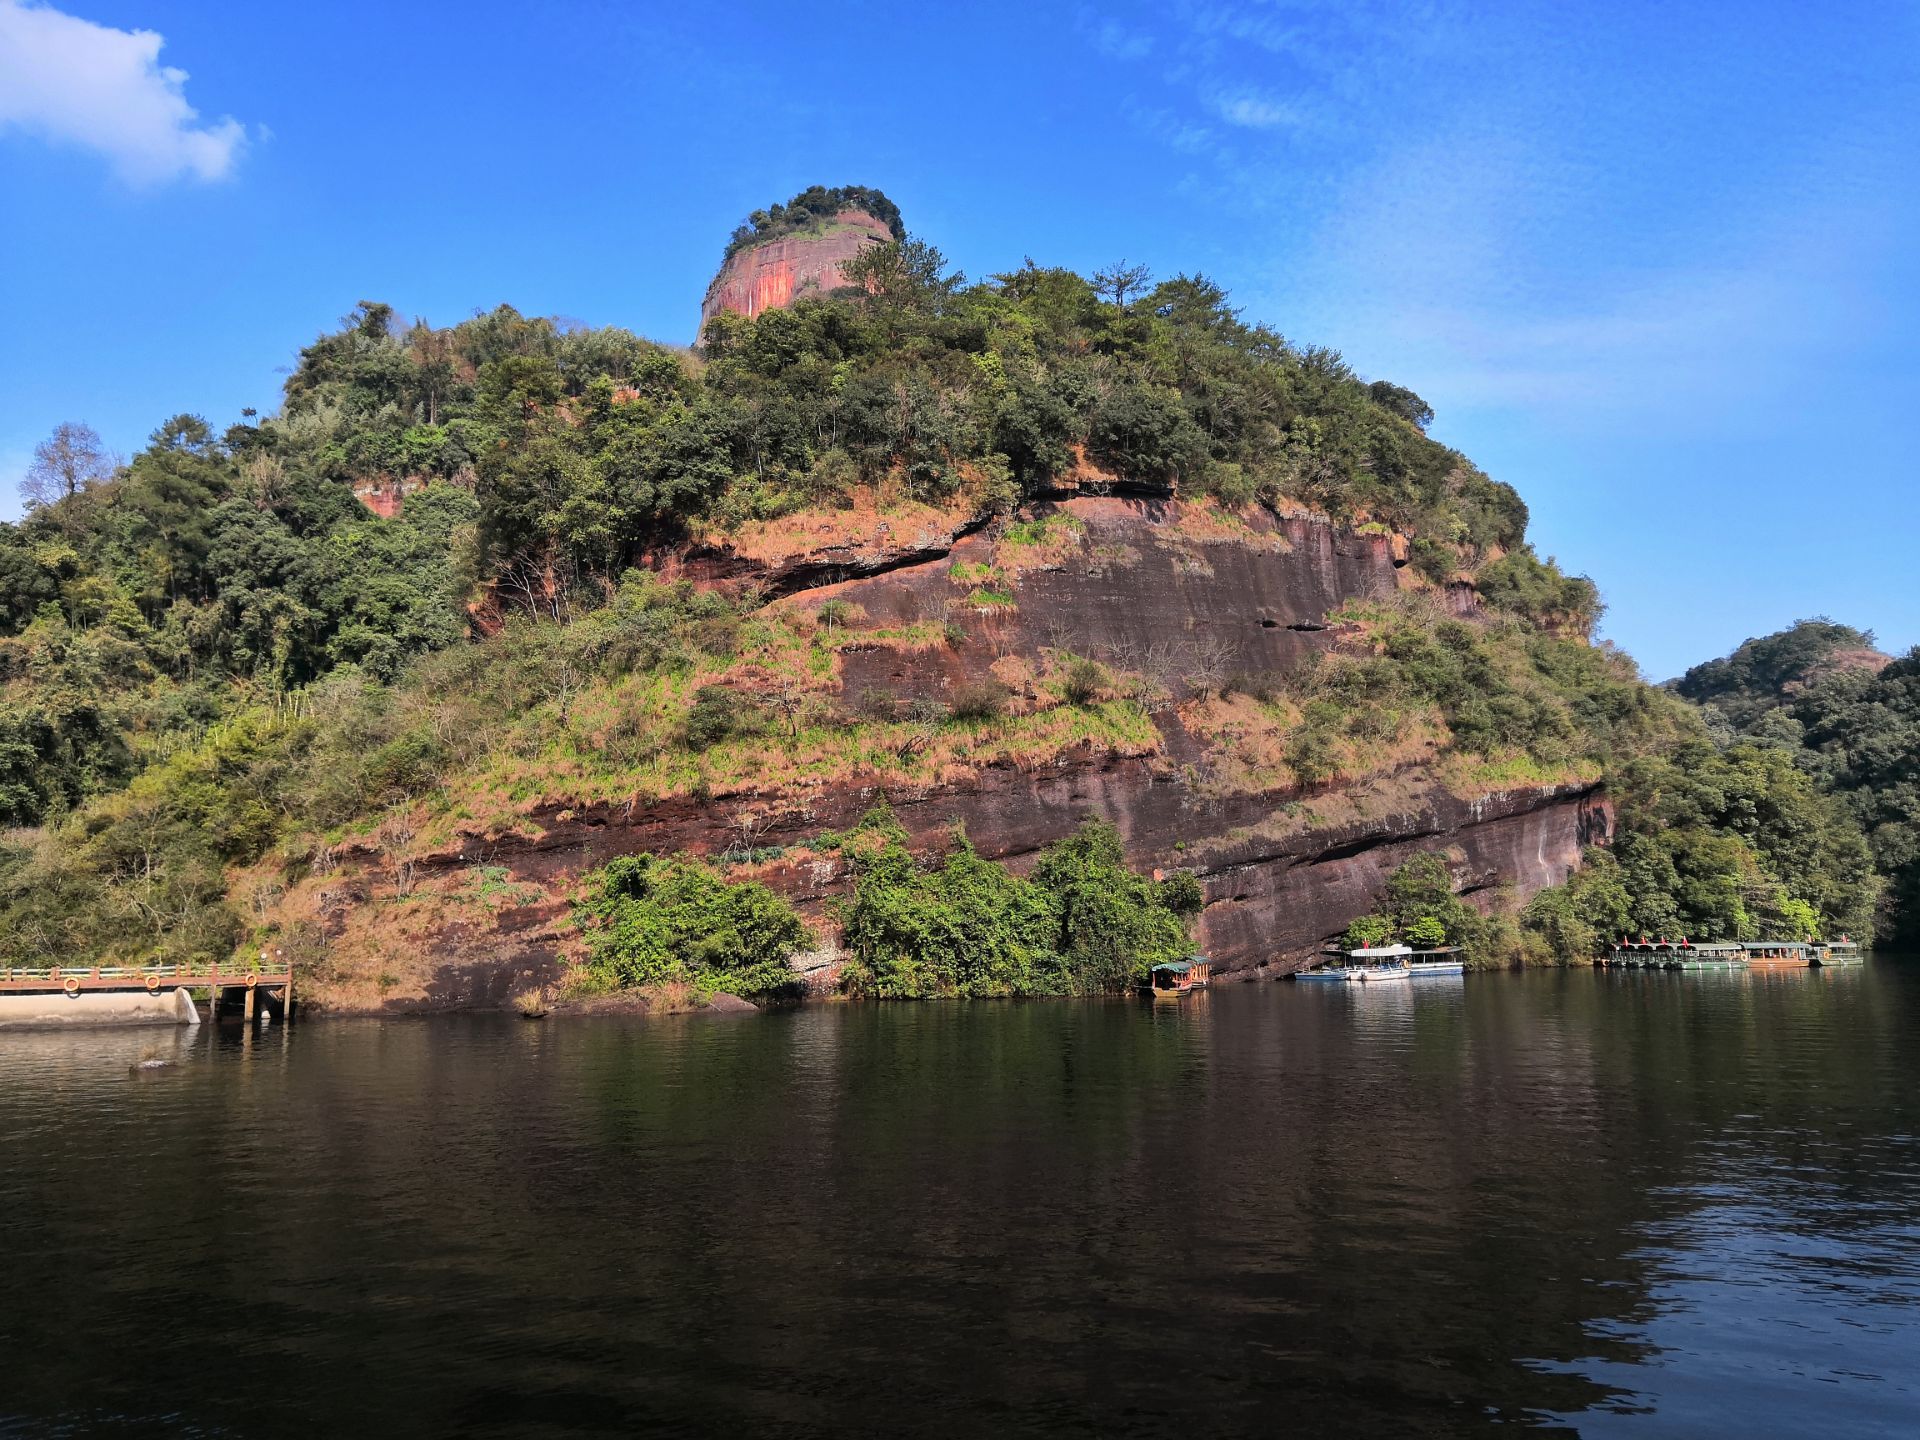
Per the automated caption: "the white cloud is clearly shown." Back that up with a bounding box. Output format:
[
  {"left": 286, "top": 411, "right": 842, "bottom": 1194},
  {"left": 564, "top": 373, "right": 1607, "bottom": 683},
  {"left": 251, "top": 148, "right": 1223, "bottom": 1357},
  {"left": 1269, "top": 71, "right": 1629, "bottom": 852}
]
[{"left": 0, "top": 1, "right": 247, "bottom": 183}]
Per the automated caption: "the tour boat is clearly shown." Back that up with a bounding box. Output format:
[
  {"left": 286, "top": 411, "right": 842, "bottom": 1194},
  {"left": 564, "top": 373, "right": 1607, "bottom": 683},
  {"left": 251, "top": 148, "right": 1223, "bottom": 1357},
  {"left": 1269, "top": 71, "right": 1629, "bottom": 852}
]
[
  {"left": 1142, "top": 957, "right": 1212, "bottom": 999},
  {"left": 1673, "top": 942, "right": 1748, "bottom": 971},
  {"left": 1405, "top": 946, "right": 1466, "bottom": 977},
  {"left": 1291, "top": 963, "right": 1354, "bottom": 982},
  {"left": 1742, "top": 941, "right": 1815, "bottom": 969},
  {"left": 1605, "top": 937, "right": 1854, "bottom": 971},
  {"left": 1604, "top": 938, "right": 1746, "bottom": 970},
  {"left": 1346, "top": 944, "right": 1413, "bottom": 981}
]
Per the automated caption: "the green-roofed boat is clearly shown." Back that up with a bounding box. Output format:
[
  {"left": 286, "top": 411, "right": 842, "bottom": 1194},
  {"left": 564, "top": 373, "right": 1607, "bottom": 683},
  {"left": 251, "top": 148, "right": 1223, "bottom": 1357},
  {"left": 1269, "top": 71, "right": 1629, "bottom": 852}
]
[
  {"left": 1813, "top": 939, "right": 1864, "bottom": 966},
  {"left": 1601, "top": 937, "right": 1866, "bottom": 971},
  {"left": 1142, "top": 958, "right": 1212, "bottom": 999}
]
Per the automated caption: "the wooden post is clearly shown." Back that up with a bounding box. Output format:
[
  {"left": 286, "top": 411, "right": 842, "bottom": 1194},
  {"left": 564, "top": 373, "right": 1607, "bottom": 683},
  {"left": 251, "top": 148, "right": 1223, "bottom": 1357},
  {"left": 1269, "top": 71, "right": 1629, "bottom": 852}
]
[{"left": 244, "top": 983, "right": 256, "bottom": 1023}]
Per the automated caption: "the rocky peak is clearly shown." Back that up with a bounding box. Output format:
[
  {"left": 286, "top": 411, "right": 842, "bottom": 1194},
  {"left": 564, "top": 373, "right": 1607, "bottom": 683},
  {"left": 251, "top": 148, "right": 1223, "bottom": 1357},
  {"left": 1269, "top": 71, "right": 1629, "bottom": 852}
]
[{"left": 699, "top": 206, "right": 894, "bottom": 331}]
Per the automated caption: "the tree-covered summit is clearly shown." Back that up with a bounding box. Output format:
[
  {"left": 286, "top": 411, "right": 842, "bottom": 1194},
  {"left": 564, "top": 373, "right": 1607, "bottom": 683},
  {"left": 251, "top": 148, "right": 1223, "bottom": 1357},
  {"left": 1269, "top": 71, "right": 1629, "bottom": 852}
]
[
  {"left": 1671, "top": 618, "right": 1887, "bottom": 728},
  {"left": 1664, "top": 618, "right": 1917, "bottom": 943},
  {"left": 723, "top": 184, "right": 906, "bottom": 259}
]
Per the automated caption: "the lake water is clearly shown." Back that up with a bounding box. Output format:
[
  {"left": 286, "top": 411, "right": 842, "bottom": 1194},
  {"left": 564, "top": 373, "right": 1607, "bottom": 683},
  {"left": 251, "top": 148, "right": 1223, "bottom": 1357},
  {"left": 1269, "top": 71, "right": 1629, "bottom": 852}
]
[{"left": 3, "top": 964, "right": 1918, "bottom": 1437}]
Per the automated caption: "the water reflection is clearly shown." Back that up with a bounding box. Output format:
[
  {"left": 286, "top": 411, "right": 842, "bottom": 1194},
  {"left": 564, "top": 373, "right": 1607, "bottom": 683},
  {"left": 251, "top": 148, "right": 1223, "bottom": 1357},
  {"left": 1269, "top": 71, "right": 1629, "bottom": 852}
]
[{"left": 0, "top": 964, "right": 1915, "bottom": 1436}]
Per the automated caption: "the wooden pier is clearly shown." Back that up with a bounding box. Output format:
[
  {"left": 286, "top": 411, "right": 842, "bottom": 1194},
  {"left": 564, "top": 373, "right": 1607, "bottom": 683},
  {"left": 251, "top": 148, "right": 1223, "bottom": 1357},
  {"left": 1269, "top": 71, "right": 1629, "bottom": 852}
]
[{"left": 0, "top": 961, "right": 294, "bottom": 1021}]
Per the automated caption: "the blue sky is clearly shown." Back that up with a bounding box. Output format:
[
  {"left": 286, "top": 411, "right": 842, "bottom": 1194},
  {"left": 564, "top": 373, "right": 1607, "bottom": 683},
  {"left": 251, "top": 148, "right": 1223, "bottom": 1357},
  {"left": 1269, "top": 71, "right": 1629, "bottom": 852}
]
[{"left": 2, "top": 0, "right": 1916, "bottom": 679}]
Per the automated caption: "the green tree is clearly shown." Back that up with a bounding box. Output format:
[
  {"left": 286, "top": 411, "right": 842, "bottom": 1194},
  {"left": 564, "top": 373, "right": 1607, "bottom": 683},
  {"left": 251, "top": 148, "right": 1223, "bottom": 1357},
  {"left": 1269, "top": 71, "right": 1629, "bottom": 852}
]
[
  {"left": 1343, "top": 913, "right": 1393, "bottom": 948},
  {"left": 580, "top": 853, "right": 811, "bottom": 996}
]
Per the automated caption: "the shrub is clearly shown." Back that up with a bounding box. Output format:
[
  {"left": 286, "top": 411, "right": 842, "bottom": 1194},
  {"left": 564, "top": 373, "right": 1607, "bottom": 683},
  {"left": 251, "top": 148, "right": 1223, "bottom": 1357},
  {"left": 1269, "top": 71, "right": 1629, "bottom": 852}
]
[
  {"left": 1286, "top": 703, "right": 1343, "bottom": 783},
  {"left": 837, "top": 820, "right": 1194, "bottom": 997},
  {"left": 1061, "top": 657, "right": 1105, "bottom": 706},
  {"left": 578, "top": 853, "right": 811, "bottom": 996},
  {"left": 903, "top": 695, "right": 946, "bottom": 725},
  {"left": 1477, "top": 549, "right": 1601, "bottom": 636},
  {"left": 1225, "top": 670, "right": 1286, "bottom": 704},
  {"left": 684, "top": 684, "right": 745, "bottom": 749},
  {"left": 688, "top": 614, "right": 742, "bottom": 658},
  {"left": 948, "top": 680, "right": 1008, "bottom": 722},
  {"left": 1031, "top": 822, "right": 1197, "bottom": 993}
]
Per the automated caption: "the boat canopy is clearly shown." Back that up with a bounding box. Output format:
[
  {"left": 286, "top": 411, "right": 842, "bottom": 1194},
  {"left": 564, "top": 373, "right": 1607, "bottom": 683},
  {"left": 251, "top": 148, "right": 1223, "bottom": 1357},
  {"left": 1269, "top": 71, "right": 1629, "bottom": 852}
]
[
  {"left": 1610, "top": 939, "right": 1745, "bottom": 952},
  {"left": 1349, "top": 944, "right": 1413, "bottom": 958},
  {"left": 1150, "top": 960, "right": 1194, "bottom": 974}
]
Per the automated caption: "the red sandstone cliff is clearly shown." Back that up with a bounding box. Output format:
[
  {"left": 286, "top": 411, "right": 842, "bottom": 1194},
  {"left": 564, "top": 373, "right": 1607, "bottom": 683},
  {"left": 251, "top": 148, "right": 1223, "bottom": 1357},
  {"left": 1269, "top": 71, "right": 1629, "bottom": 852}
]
[
  {"left": 277, "top": 496, "right": 1611, "bottom": 1012},
  {"left": 699, "top": 209, "right": 894, "bottom": 329}
]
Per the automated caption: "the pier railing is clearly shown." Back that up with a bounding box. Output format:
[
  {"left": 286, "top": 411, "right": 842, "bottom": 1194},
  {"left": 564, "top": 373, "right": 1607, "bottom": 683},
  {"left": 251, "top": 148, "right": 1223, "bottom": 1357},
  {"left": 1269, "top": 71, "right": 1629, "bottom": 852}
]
[{"left": 0, "top": 962, "right": 294, "bottom": 995}]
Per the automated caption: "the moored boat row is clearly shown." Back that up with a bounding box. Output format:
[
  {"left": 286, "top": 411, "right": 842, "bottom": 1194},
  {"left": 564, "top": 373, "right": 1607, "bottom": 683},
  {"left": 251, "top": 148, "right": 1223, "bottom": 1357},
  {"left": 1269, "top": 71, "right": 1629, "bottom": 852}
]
[{"left": 1599, "top": 938, "right": 1863, "bottom": 970}]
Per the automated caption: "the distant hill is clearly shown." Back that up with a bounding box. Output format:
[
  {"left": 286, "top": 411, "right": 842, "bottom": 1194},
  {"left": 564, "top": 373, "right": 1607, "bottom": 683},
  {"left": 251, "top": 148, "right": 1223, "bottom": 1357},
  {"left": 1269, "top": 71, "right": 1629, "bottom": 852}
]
[
  {"left": 1674, "top": 619, "right": 1917, "bottom": 942},
  {"left": 1670, "top": 618, "right": 1890, "bottom": 728}
]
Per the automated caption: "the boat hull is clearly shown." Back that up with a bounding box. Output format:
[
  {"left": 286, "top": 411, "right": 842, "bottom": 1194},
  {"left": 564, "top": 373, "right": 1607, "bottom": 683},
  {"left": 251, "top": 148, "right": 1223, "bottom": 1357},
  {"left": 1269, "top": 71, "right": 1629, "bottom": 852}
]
[
  {"left": 1353, "top": 965, "right": 1411, "bottom": 982},
  {"left": 1145, "top": 982, "right": 1209, "bottom": 999}
]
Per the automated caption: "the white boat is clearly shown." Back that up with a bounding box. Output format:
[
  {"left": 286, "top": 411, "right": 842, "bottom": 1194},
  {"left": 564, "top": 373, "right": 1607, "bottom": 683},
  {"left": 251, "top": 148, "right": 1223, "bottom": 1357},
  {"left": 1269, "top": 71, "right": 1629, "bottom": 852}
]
[
  {"left": 1353, "top": 962, "right": 1411, "bottom": 981},
  {"left": 1346, "top": 944, "right": 1412, "bottom": 981},
  {"left": 1292, "top": 964, "right": 1355, "bottom": 983},
  {"left": 1405, "top": 946, "right": 1465, "bottom": 977}
]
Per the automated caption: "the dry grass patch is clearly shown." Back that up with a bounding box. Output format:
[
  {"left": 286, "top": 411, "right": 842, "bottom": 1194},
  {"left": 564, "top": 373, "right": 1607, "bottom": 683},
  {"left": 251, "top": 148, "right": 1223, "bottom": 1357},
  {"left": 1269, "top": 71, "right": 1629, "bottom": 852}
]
[
  {"left": 1168, "top": 498, "right": 1294, "bottom": 552},
  {"left": 700, "top": 488, "right": 976, "bottom": 568},
  {"left": 1178, "top": 690, "right": 1445, "bottom": 797}
]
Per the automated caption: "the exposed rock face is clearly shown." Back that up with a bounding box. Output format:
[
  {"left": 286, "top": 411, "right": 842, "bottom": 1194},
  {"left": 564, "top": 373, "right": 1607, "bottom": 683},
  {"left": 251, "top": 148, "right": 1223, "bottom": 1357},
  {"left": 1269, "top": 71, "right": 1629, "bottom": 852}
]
[
  {"left": 295, "top": 494, "right": 1612, "bottom": 1011},
  {"left": 415, "top": 759, "right": 1605, "bottom": 992},
  {"left": 699, "top": 210, "right": 894, "bottom": 329},
  {"left": 352, "top": 474, "right": 425, "bottom": 518}
]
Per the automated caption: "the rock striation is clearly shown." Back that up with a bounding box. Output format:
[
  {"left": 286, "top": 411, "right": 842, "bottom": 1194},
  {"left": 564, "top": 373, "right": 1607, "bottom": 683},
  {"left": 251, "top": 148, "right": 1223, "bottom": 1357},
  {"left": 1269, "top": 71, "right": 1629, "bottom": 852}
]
[
  {"left": 698, "top": 209, "right": 894, "bottom": 330},
  {"left": 292, "top": 495, "right": 1610, "bottom": 1010}
]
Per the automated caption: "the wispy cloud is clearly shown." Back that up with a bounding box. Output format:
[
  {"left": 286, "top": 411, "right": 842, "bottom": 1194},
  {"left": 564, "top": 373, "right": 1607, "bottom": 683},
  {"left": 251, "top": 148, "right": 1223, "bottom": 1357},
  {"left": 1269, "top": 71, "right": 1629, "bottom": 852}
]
[
  {"left": 0, "top": 1, "right": 248, "bottom": 184},
  {"left": 1124, "top": 102, "right": 1220, "bottom": 158},
  {"left": 1213, "top": 91, "right": 1308, "bottom": 129},
  {"left": 1085, "top": 12, "right": 1155, "bottom": 61},
  {"left": 1086, "top": 3, "right": 1915, "bottom": 431}
]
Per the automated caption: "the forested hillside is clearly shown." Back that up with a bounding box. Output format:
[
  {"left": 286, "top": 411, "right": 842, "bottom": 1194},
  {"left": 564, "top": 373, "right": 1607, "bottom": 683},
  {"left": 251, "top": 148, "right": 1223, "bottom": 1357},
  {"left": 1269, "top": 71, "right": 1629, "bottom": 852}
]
[
  {"left": 0, "top": 203, "right": 1888, "bottom": 997},
  {"left": 1663, "top": 620, "right": 1918, "bottom": 943}
]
